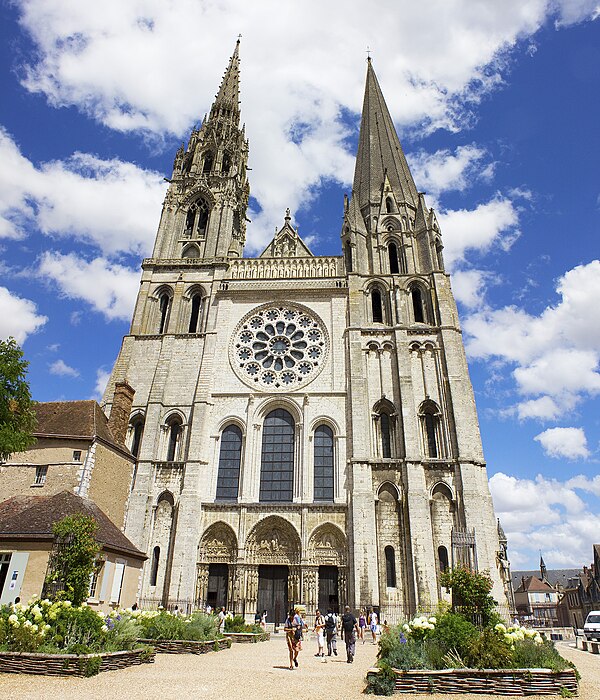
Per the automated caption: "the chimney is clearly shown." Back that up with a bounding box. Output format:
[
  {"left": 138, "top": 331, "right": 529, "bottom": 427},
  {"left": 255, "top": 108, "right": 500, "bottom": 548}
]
[{"left": 107, "top": 381, "right": 135, "bottom": 446}]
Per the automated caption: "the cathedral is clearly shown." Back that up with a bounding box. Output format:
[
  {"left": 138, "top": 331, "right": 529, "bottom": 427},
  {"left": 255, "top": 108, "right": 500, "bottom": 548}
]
[{"left": 103, "top": 41, "right": 507, "bottom": 622}]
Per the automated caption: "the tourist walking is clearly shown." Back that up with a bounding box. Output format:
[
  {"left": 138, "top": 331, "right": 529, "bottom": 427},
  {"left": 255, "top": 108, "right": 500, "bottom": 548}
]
[
  {"left": 340, "top": 606, "right": 359, "bottom": 663},
  {"left": 358, "top": 610, "right": 366, "bottom": 643},
  {"left": 218, "top": 606, "right": 226, "bottom": 633},
  {"left": 284, "top": 607, "right": 306, "bottom": 669},
  {"left": 368, "top": 608, "right": 378, "bottom": 644},
  {"left": 260, "top": 609, "right": 267, "bottom": 631},
  {"left": 324, "top": 608, "right": 338, "bottom": 656},
  {"left": 314, "top": 609, "right": 325, "bottom": 657}
]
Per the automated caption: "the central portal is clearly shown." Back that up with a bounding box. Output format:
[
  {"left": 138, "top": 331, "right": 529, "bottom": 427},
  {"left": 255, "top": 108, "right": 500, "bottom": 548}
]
[{"left": 257, "top": 565, "right": 288, "bottom": 624}]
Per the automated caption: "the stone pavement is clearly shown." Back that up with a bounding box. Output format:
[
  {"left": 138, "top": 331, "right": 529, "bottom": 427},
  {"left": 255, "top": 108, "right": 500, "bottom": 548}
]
[{"left": 1, "top": 637, "right": 599, "bottom": 699}]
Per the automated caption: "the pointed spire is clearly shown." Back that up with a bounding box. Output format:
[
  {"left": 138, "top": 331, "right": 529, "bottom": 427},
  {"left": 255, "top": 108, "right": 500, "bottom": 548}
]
[
  {"left": 540, "top": 553, "right": 548, "bottom": 581},
  {"left": 352, "top": 58, "right": 419, "bottom": 212},
  {"left": 210, "top": 38, "right": 241, "bottom": 122}
]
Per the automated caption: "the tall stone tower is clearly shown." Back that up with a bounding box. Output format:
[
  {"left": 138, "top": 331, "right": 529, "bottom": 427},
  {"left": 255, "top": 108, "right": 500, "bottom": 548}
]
[{"left": 103, "top": 45, "right": 506, "bottom": 620}]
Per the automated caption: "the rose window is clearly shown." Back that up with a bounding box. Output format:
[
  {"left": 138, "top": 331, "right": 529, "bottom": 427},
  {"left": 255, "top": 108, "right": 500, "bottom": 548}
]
[{"left": 230, "top": 305, "right": 329, "bottom": 390}]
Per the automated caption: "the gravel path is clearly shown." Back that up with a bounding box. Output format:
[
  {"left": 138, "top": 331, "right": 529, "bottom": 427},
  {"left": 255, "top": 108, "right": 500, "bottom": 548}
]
[{"left": 0, "top": 637, "right": 598, "bottom": 699}]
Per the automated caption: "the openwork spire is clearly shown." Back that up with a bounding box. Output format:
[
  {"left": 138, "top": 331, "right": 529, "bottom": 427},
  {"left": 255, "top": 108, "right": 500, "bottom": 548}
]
[
  {"left": 210, "top": 39, "right": 241, "bottom": 122},
  {"left": 352, "top": 58, "right": 418, "bottom": 211}
]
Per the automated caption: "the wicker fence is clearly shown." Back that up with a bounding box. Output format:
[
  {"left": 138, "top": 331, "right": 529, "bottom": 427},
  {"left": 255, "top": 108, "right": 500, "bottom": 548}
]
[
  {"left": 223, "top": 632, "right": 270, "bottom": 643},
  {"left": 367, "top": 667, "right": 578, "bottom": 695},
  {"left": 0, "top": 648, "right": 155, "bottom": 677},
  {"left": 137, "top": 638, "right": 230, "bottom": 654}
]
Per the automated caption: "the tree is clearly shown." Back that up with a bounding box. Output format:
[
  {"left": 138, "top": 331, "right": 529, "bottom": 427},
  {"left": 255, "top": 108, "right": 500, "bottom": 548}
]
[
  {"left": 440, "top": 565, "right": 498, "bottom": 627},
  {"left": 45, "top": 514, "right": 101, "bottom": 606},
  {"left": 0, "top": 337, "right": 37, "bottom": 461}
]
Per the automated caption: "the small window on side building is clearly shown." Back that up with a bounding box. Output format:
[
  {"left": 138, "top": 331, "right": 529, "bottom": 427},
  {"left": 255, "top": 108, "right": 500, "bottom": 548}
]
[
  {"left": 33, "top": 466, "right": 47, "bottom": 486},
  {"left": 73, "top": 450, "right": 82, "bottom": 462}
]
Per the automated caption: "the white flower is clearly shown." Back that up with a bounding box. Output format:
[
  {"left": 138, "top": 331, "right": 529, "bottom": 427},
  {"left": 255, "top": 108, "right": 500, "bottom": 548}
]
[
  {"left": 23, "top": 620, "right": 32, "bottom": 628},
  {"left": 31, "top": 624, "right": 38, "bottom": 632},
  {"left": 8, "top": 614, "right": 18, "bottom": 625},
  {"left": 101, "top": 625, "right": 109, "bottom": 633},
  {"left": 428, "top": 617, "right": 437, "bottom": 624},
  {"left": 63, "top": 601, "right": 72, "bottom": 607}
]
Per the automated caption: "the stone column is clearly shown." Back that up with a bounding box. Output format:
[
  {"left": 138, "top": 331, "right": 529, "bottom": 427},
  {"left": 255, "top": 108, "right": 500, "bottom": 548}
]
[
  {"left": 245, "top": 565, "right": 259, "bottom": 619},
  {"left": 303, "top": 566, "right": 318, "bottom": 616},
  {"left": 289, "top": 566, "right": 301, "bottom": 606},
  {"left": 338, "top": 568, "right": 348, "bottom": 610},
  {"left": 196, "top": 564, "right": 209, "bottom": 608}
]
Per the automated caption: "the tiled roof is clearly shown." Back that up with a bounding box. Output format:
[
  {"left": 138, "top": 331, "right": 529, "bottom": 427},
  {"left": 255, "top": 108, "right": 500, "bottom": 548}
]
[
  {"left": 0, "top": 491, "right": 145, "bottom": 559},
  {"left": 512, "top": 569, "right": 581, "bottom": 590},
  {"left": 33, "top": 400, "right": 122, "bottom": 451},
  {"left": 514, "top": 575, "right": 556, "bottom": 593}
]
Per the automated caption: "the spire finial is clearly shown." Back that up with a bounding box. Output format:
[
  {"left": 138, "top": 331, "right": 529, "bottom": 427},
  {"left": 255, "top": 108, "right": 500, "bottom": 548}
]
[
  {"left": 366, "top": 45, "right": 371, "bottom": 61},
  {"left": 285, "top": 207, "right": 291, "bottom": 222}
]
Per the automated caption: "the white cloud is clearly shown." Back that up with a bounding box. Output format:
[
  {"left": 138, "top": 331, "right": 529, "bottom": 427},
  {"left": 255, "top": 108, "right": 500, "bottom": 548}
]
[
  {"left": 38, "top": 251, "right": 139, "bottom": 321},
  {"left": 0, "top": 286, "right": 47, "bottom": 344},
  {"left": 49, "top": 358, "right": 80, "bottom": 378},
  {"left": 450, "top": 269, "right": 489, "bottom": 309},
  {"left": 464, "top": 260, "right": 600, "bottom": 418},
  {"left": 534, "top": 427, "right": 590, "bottom": 460},
  {"left": 93, "top": 367, "right": 111, "bottom": 401},
  {"left": 0, "top": 128, "right": 165, "bottom": 256},
  {"left": 11, "top": 0, "right": 597, "bottom": 249},
  {"left": 490, "top": 471, "right": 600, "bottom": 568},
  {"left": 409, "top": 145, "right": 491, "bottom": 203},
  {"left": 439, "top": 196, "right": 521, "bottom": 270}
]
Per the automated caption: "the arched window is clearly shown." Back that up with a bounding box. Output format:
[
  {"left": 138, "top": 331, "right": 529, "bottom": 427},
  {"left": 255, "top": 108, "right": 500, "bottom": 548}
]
[
  {"left": 150, "top": 546, "right": 160, "bottom": 586},
  {"left": 202, "top": 151, "right": 214, "bottom": 174},
  {"left": 130, "top": 416, "right": 145, "bottom": 458},
  {"left": 158, "top": 292, "right": 171, "bottom": 334},
  {"left": 216, "top": 425, "right": 242, "bottom": 500},
  {"left": 371, "top": 289, "right": 383, "bottom": 323},
  {"left": 166, "top": 416, "right": 182, "bottom": 461},
  {"left": 438, "top": 545, "right": 449, "bottom": 573},
  {"left": 188, "top": 293, "right": 203, "bottom": 333},
  {"left": 385, "top": 197, "right": 393, "bottom": 214},
  {"left": 344, "top": 241, "right": 353, "bottom": 273},
  {"left": 259, "top": 409, "right": 294, "bottom": 502},
  {"left": 222, "top": 152, "right": 231, "bottom": 174},
  {"left": 185, "top": 199, "right": 210, "bottom": 238},
  {"left": 411, "top": 287, "right": 425, "bottom": 323},
  {"left": 420, "top": 402, "right": 442, "bottom": 459},
  {"left": 314, "top": 424, "right": 334, "bottom": 501},
  {"left": 182, "top": 243, "right": 200, "bottom": 258},
  {"left": 435, "top": 240, "right": 444, "bottom": 270},
  {"left": 388, "top": 242, "right": 400, "bottom": 274},
  {"left": 380, "top": 413, "right": 391, "bottom": 458},
  {"left": 385, "top": 546, "right": 397, "bottom": 587}
]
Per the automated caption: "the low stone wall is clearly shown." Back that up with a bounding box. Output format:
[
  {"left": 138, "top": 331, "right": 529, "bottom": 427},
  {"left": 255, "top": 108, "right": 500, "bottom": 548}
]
[
  {"left": 367, "top": 667, "right": 578, "bottom": 695},
  {"left": 0, "top": 648, "right": 155, "bottom": 677},
  {"left": 224, "top": 632, "right": 270, "bottom": 643},
  {"left": 138, "top": 638, "right": 230, "bottom": 654}
]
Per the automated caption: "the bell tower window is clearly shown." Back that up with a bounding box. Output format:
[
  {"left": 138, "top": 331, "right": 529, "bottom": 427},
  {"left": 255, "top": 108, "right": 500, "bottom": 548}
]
[
  {"left": 185, "top": 199, "right": 209, "bottom": 238},
  {"left": 371, "top": 289, "right": 383, "bottom": 323},
  {"left": 158, "top": 292, "right": 171, "bottom": 334},
  {"left": 344, "top": 241, "right": 353, "bottom": 272},
  {"left": 166, "top": 416, "right": 182, "bottom": 461},
  {"left": 411, "top": 287, "right": 425, "bottom": 323},
  {"left": 380, "top": 413, "right": 391, "bottom": 458},
  {"left": 222, "top": 152, "right": 231, "bottom": 174},
  {"left": 188, "top": 293, "right": 203, "bottom": 333},
  {"left": 385, "top": 197, "right": 393, "bottom": 214},
  {"left": 202, "top": 151, "right": 214, "bottom": 174},
  {"left": 388, "top": 242, "right": 399, "bottom": 274}
]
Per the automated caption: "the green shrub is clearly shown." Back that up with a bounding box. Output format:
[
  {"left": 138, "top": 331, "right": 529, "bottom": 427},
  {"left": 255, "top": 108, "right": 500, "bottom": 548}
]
[
  {"left": 465, "top": 628, "right": 513, "bottom": 669},
  {"left": 378, "top": 627, "right": 428, "bottom": 670},
  {"left": 511, "top": 638, "right": 571, "bottom": 672},
  {"left": 366, "top": 663, "right": 396, "bottom": 696},
  {"left": 139, "top": 611, "right": 188, "bottom": 640},
  {"left": 428, "top": 612, "right": 478, "bottom": 663}
]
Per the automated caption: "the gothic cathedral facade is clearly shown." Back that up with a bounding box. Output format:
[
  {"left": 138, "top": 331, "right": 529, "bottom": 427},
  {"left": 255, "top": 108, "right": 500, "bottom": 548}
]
[{"left": 103, "top": 41, "right": 507, "bottom": 621}]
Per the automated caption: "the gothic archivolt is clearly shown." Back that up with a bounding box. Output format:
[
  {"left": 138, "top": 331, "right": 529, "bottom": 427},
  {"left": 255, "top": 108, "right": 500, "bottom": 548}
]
[
  {"left": 198, "top": 522, "right": 238, "bottom": 563},
  {"left": 307, "top": 525, "right": 346, "bottom": 566},
  {"left": 245, "top": 516, "right": 301, "bottom": 565}
]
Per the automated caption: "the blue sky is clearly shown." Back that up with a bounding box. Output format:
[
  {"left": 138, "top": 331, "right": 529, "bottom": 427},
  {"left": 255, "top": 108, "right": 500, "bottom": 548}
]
[{"left": 0, "top": 1, "right": 599, "bottom": 570}]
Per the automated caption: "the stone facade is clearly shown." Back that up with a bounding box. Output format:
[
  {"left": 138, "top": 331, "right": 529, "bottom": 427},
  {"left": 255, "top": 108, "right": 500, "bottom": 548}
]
[{"left": 103, "top": 43, "right": 507, "bottom": 622}]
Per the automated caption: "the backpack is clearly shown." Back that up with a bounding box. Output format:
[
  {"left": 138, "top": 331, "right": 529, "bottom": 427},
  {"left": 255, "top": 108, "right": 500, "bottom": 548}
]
[
  {"left": 342, "top": 613, "right": 356, "bottom": 633},
  {"left": 325, "top": 613, "right": 336, "bottom": 630}
]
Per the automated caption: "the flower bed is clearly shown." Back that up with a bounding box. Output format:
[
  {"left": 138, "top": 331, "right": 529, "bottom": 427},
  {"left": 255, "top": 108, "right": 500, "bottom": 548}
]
[
  {"left": 366, "top": 667, "right": 578, "bottom": 695},
  {"left": 0, "top": 647, "right": 154, "bottom": 677},
  {"left": 224, "top": 631, "right": 270, "bottom": 643},
  {"left": 138, "top": 637, "right": 230, "bottom": 654},
  {"left": 367, "top": 612, "right": 579, "bottom": 696}
]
